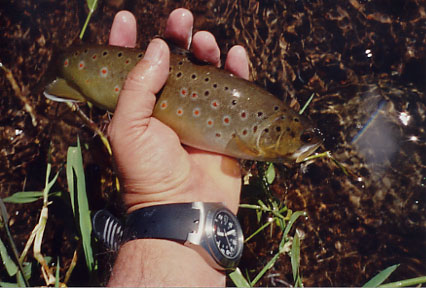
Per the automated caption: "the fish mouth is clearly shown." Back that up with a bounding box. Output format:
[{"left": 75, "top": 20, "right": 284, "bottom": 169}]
[{"left": 291, "top": 140, "right": 323, "bottom": 163}]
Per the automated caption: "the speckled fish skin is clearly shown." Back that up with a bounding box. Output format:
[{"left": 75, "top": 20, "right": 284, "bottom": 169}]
[{"left": 45, "top": 45, "right": 322, "bottom": 162}]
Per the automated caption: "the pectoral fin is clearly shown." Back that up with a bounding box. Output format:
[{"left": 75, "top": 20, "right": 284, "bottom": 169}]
[
  {"left": 44, "top": 78, "right": 86, "bottom": 103},
  {"left": 226, "top": 134, "right": 262, "bottom": 158}
]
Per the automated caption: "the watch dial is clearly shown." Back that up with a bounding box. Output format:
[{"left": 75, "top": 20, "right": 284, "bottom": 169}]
[{"left": 213, "top": 211, "right": 240, "bottom": 258}]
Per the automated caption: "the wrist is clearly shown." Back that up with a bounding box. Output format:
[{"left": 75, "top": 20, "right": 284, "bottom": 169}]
[{"left": 108, "top": 239, "right": 225, "bottom": 287}]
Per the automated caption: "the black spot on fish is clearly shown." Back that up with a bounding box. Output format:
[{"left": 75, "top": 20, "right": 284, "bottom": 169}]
[
  {"left": 73, "top": 51, "right": 79, "bottom": 57},
  {"left": 275, "top": 126, "right": 281, "bottom": 132},
  {"left": 102, "top": 51, "right": 108, "bottom": 57},
  {"left": 257, "top": 111, "right": 263, "bottom": 118},
  {"left": 204, "top": 77, "right": 210, "bottom": 82},
  {"left": 204, "top": 90, "right": 210, "bottom": 97},
  {"left": 274, "top": 105, "right": 280, "bottom": 111},
  {"left": 213, "top": 83, "right": 218, "bottom": 89},
  {"left": 293, "top": 117, "right": 300, "bottom": 122},
  {"left": 224, "top": 86, "right": 229, "bottom": 91},
  {"left": 176, "top": 72, "right": 182, "bottom": 78},
  {"left": 137, "top": 53, "right": 143, "bottom": 58},
  {"left": 290, "top": 131, "right": 296, "bottom": 138},
  {"left": 231, "top": 99, "right": 237, "bottom": 106},
  {"left": 191, "top": 73, "right": 197, "bottom": 79},
  {"left": 178, "top": 61, "right": 183, "bottom": 65},
  {"left": 286, "top": 127, "right": 291, "bottom": 132},
  {"left": 264, "top": 128, "right": 269, "bottom": 133},
  {"left": 83, "top": 49, "right": 88, "bottom": 53},
  {"left": 281, "top": 115, "right": 286, "bottom": 120},
  {"left": 169, "top": 67, "right": 172, "bottom": 72},
  {"left": 117, "top": 52, "right": 123, "bottom": 58}
]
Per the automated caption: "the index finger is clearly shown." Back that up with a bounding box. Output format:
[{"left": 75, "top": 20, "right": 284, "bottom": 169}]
[{"left": 164, "top": 8, "right": 194, "bottom": 49}]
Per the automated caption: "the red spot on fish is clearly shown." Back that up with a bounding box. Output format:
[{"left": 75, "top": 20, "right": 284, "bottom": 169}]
[
  {"left": 242, "top": 129, "right": 248, "bottom": 136},
  {"left": 176, "top": 108, "right": 183, "bottom": 116},
  {"left": 78, "top": 60, "right": 85, "bottom": 70},
  {"left": 85, "top": 79, "right": 89, "bottom": 84},
  {"left": 180, "top": 88, "right": 188, "bottom": 97},
  {"left": 240, "top": 111, "right": 247, "bottom": 120},
  {"left": 92, "top": 54, "right": 97, "bottom": 60},
  {"left": 64, "top": 59, "right": 69, "bottom": 67},
  {"left": 207, "top": 119, "right": 214, "bottom": 127},
  {"left": 191, "top": 92, "right": 198, "bottom": 99},
  {"left": 211, "top": 100, "right": 219, "bottom": 109},
  {"left": 215, "top": 133, "right": 221, "bottom": 138},
  {"left": 114, "top": 85, "right": 120, "bottom": 93},
  {"left": 223, "top": 116, "right": 230, "bottom": 125},
  {"left": 100, "top": 67, "right": 108, "bottom": 78},
  {"left": 160, "top": 100, "right": 168, "bottom": 109},
  {"left": 193, "top": 108, "right": 201, "bottom": 117},
  {"left": 125, "top": 59, "right": 130, "bottom": 64}
]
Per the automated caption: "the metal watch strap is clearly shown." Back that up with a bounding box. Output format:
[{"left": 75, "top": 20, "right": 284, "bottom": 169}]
[{"left": 123, "top": 203, "right": 200, "bottom": 243}]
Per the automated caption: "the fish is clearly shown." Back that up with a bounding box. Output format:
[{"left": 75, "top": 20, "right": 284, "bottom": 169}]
[{"left": 44, "top": 44, "right": 322, "bottom": 162}]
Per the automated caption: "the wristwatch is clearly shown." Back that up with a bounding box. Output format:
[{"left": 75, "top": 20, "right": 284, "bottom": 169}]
[{"left": 122, "top": 202, "right": 244, "bottom": 270}]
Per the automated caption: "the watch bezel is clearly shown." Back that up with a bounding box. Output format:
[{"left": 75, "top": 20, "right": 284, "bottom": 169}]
[
  {"left": 185, "top": 202, "right": 243, "bottom": 270},
  {"left": 205, "top": 206, "right": 244, "bottom": 268}
]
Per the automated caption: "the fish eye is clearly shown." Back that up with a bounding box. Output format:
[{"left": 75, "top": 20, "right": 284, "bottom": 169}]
[{"left": 300, "top": 130, "right": 314, "bottom": 143}]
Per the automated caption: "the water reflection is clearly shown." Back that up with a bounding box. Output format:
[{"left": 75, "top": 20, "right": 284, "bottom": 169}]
[{"left": 352, "top": 99, "right": 399, "bottom": 176}]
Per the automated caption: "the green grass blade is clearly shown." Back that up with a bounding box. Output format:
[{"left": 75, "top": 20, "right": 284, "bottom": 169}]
[
  {"left": 229, "top": 268, "right": 251, "bottom": 287},
  {"left": 244, "top": 221, "right": 272, "bottom": 243},
  {"left": 363, "top": 264, "right": 400, "bottom": 287},
  {"left": 3, "top": 191, "right": 61, "bottom": 204},
  {"left": 379, "top": 276, "right": 426, "bottom": 288},
  {"left": 299, "top": 93, "right": 315, "bottom": 115},
  {"left": 251, "top": 250, "right": 281, "bottom": 286},
  {"left": 0, "top": 199, "right": 29, "bottom": 287},
  {"left": 0, "top": 237, "right": 18, "bottom": 276},
  {"left": 281, "top": 211, "right": 305, "bottom": 247},
  {"left": 66, "top": 138, "right": 95, "bottom": 272},
  {"left": 79, "top": 0, "right": 99, "bottom": 39},
  {"left": 291, "top": 232, "right": 301, "bottom": 286},
  {"left": 55, "top": 256, "right": 60, "bottom": 287},
  {"left": 265, "top": 163, "right": 276, "bottom": 184},
  {"left": 0, "top": 282, "right": 19, "bottom": 287}
]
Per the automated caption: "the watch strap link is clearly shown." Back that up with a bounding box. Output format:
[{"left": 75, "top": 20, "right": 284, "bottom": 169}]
[{"left": 123, "top": 203, "right": 200, "bottom": 243}]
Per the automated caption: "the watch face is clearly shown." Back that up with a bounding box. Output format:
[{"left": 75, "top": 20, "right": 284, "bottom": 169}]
[{"left": 213, "top": 211, "right": 241, "bottom": 258}]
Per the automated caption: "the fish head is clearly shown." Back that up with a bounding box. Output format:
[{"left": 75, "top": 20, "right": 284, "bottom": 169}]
[{"left": 255, "top": 111, "right": 323, "bottom": 162}]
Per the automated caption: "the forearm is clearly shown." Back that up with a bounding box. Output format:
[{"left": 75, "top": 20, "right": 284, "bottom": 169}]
[{"left": 108, "top": 239, "right": 225, "bottom": 287}]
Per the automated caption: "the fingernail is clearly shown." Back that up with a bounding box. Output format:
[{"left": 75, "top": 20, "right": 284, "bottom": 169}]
[
  {"left": 143, "top": 40, "right": 163, "bottom": 63},
  {"left": 186, "top": 24, "right": 193, "bottom": 50}
]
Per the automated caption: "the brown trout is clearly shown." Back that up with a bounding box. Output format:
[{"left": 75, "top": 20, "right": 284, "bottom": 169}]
[{"left": 44, "top": 45, "right": 322, "bottom": 162}]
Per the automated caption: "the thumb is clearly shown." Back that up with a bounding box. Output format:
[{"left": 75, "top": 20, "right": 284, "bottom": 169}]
[{"left": 108, "top": 38, "right": 170, "bottom": 139}]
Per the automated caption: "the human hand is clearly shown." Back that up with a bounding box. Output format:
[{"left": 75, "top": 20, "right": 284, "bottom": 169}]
[
  {"left": 107, "top": 9, "right": 249, "bottom": 286},
  {"left": 107, "top": 9, "right": 249, "bottom": 214}
]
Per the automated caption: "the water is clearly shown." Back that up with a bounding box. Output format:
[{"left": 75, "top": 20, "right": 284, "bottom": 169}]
[{"left": 0, "top": 0, "right": 424, "bottom": 286}]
